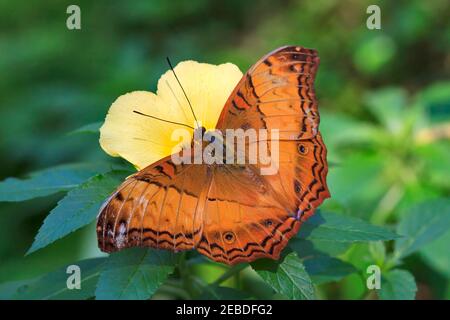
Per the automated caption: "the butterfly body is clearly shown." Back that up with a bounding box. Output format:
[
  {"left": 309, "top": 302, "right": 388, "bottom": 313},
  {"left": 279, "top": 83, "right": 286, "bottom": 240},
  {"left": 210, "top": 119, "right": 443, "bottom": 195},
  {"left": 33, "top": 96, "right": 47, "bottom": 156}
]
[{"left": 97, "top": 46, "right": 330, "bottom": 265}]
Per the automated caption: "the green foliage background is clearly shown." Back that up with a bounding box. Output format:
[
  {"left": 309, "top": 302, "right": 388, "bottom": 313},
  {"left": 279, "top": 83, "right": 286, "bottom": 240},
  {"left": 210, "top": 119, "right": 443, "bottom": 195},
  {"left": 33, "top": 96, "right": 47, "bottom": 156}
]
[{"left": 0, "top": 0, "right": 449, "bottom": 300}]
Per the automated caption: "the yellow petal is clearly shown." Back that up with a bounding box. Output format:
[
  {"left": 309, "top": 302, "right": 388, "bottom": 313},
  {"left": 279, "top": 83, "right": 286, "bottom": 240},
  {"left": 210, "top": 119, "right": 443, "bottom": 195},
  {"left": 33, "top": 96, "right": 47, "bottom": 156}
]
[
  {"left": 99, "top": 91, "right": 179, "bottom": 169},
  {"left": 99, "top": 61, "right": 242, "bottom": 170},
  {"left": 157, "top": 61, "right": 242, "bottom": 129}
]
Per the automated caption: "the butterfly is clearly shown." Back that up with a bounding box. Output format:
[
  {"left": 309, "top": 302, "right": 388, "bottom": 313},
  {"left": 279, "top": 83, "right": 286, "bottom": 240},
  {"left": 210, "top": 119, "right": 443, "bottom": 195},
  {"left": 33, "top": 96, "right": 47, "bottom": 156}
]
[{"left": 97, "top": 46, "right": 330, "bottom": 265}]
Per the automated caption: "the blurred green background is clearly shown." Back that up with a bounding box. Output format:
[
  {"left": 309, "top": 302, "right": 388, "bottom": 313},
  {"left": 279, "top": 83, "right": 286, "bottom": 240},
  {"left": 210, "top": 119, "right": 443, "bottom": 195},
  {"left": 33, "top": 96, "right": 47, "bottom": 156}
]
[{"left": 0, "top": 0, "right": 449, "bottom": 299}]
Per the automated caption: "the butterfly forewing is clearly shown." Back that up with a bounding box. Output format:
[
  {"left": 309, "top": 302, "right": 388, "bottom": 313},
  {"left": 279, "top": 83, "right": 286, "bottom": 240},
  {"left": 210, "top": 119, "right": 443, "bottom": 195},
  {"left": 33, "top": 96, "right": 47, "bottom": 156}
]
[
  {"left": 216, "top": 45, "right": 320, "bottom": 140},
  {"left": 215, "top": 44, "right": 330, "bottom": 221},
  {"left": 97, "top": 158, "right": 212, "bottom": 253}
]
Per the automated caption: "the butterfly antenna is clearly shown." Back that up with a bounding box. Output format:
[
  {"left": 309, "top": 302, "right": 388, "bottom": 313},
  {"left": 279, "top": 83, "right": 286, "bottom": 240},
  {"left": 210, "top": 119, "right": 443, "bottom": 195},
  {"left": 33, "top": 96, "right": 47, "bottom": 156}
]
[
  {"left": 133, "top": 110, "right": 194, "bottom": 130},
  {"left": 166, "top": 57, "right": 199, "bottom": 126}
]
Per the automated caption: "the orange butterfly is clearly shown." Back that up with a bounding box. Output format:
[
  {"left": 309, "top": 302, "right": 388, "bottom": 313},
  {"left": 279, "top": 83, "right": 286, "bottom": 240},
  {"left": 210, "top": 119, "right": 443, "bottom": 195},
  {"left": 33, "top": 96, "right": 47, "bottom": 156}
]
[{"left": 97, "top": 46, "right": 330, "bottom": 265}]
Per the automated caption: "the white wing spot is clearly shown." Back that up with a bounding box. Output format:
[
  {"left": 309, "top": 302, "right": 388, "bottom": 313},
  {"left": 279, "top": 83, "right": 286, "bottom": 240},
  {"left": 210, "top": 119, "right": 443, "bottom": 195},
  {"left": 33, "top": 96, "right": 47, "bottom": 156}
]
[{"left": 115, "top": 222, "right": 127, "bottom": 249}]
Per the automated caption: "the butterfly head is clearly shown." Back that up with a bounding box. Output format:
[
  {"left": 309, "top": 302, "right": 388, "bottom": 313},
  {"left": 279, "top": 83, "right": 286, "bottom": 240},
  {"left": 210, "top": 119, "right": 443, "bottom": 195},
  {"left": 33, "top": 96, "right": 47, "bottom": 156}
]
[{"left": 192, "top": 126, "right": 222, "bottom": 146}]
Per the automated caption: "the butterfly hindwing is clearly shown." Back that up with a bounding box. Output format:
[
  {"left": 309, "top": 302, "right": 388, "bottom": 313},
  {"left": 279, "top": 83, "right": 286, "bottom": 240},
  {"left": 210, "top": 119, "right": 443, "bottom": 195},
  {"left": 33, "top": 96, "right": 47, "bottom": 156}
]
[
  {"left": 197, "top": 165, "right": 300, "bottom": 265},
  {"left": 197, "top": 133, "right": 330, "bottom": 265},
  {"left": 262, "top": 132, "right": 330, "bottom": 221}
]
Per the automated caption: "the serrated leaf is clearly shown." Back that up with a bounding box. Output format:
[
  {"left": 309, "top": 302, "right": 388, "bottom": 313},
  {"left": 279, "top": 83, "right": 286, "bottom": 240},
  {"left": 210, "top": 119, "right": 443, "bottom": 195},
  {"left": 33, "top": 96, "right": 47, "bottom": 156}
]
[
  {"left": 0, "top": 163, "right": 114, "bottom": 202},
  {"left": 290, "top": 238, "right": 351, "bottom": 257},
  {"left": 27, "top": 170, "right": 129, "bottom": 254},
  {"left": 298, "top": 211, "right": 399, "bottom": 242},
  {"left": 378, "top": 269, "right": 417, "bottom": 300},
  {"left": 95, "top": 248, "right": 176, "bottom": 300},
  {"left": 394, "top": 199, "right": 450, "bottom": 259},
  {"left": 251, "top": 252, "right": 315, "bottom": 300},
  {"left": 14, "top": 258, "right": 106, "bottom": 300},
  {"left": 290, "top": 239, "right": 355, "bottom": 284},
  {"left": 68, "top": 122, "right": 102, "bottom": 135}
]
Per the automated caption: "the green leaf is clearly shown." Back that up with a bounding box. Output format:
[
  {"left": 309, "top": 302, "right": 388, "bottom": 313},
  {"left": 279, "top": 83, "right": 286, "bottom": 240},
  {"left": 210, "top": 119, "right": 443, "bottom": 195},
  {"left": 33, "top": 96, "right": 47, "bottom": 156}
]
[
  {"left": 0, "top": 163, "right": 113, "bottom": 202},
  {"left": 14, "top": 258, "right": 106, "bottom": 300},
  {"left": 378, "top": 269, "right": 417, "bottom": 300},
  {"left": 298, "top": 211, "right": 399, "bottom": 242},
  {"left": 290, "top": 238, "right": 351, "bottom": 257},
  {"left": 27, "top": 170, "right": 129, "bottom": 254},
  {"left": 394, "top": 199, "right": 450, "bottom": 259},
  {"left": 95, "top": 248, "right": 176, "bottom": 300},
  {"left": 251, "top": 252, "right": 315, "bottom": 300},
  {"left": 303, "top": 256, "right": 355, "bottom": 284},
  {"left": 421, "top": 230, "right": 450, "bottom": 278},
  {"left": 0, "top": 279, "right": 39, "bottom": 299},
  {"left": 290, "top": 239, "right": 355, "bottom": 284},
  {"left": 68, "top": 122, "right": 102, "bottom": 135}
]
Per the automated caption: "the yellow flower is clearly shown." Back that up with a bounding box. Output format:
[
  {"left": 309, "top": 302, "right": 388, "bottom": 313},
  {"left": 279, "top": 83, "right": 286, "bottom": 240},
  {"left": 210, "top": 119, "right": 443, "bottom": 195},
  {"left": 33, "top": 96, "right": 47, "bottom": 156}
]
[{"left": 99, "top": 60, "right": 242, "bottom": 170}]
